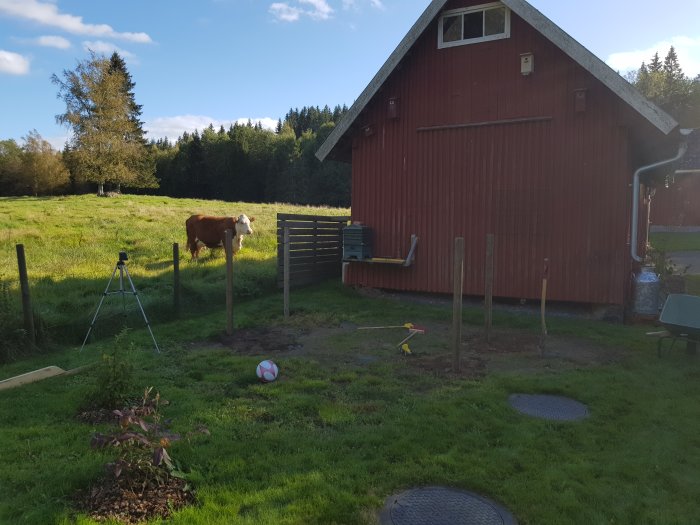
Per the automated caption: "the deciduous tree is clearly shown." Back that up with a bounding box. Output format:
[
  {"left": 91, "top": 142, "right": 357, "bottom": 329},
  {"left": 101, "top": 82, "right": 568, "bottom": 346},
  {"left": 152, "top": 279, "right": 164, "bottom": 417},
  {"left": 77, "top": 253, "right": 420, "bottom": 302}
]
[{"left": 52, "top": 51, "right": 156, "bottom": 194}]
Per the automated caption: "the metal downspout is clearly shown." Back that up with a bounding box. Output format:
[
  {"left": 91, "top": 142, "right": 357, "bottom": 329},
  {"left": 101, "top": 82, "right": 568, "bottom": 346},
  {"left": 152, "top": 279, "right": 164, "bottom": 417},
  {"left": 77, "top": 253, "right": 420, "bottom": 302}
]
[{"left": 631, "top": 142, "right": 688, "bottom": 262}]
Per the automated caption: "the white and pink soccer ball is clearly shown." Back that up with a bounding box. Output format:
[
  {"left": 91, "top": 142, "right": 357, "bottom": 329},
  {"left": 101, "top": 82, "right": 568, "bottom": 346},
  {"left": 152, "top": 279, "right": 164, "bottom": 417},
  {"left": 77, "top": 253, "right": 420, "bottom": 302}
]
[{"left": 256, "top": 360, "right": 279, "bottom": 383}]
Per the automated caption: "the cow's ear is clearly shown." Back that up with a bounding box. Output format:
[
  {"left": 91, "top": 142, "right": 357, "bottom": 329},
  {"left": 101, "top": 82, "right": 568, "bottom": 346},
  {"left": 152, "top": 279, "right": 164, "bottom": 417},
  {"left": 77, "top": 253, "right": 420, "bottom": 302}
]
[{"left": 249, "top": 216, "right": 255, "bottom": 222}]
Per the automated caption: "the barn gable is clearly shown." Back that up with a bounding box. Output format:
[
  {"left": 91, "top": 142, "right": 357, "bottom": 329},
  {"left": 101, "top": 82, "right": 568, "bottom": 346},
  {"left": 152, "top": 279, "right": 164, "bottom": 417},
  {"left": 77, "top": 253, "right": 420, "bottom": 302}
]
[
  {"left": 318, "top": 0, "right": 684, "bottom": 307},
  {"left": 317, "top": 0, "right": 677, "bottom": 162}
]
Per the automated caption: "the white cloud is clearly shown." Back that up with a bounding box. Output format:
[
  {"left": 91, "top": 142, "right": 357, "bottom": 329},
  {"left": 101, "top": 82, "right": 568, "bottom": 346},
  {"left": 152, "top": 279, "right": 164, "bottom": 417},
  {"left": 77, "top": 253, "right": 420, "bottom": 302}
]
[
  {"left": 145, "top": 115, "right": 277, "bottom": 141},
  {"left": 607, "top": 36, "right": 700, "bottom": 77},
  {"left": 342, "top": 0, "right": 383, "bottom": 11},
  {"left": 82, "top": 40, "right": 135, "bottom": 61},
  {"left": 0, "top": 49, "right": 29, "bottom": 74},
  {"left": 270, "top": 3, "right": 302, "bottom": 22},
  {"left": 270, "top": 0, "right": 333, "bottom": 22},
  {"left": 35, "top": 35, "right": 70, "bottom": 49},
  {"left": 0, "top": 0, "right": 152, "bottom": 43},
  {"left": 299, "top": 0, "right": 332, "bottom": 20}
]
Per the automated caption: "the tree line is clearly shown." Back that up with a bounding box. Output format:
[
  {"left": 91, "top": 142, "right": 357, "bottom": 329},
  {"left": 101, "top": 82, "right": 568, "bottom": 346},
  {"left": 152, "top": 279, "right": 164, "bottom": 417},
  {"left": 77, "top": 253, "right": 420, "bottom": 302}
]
[
  {"left": 150, "top": 105, "right": 350, "bottom": 206},
  {"left": 1, "top": 48, "right": 699, "bottom": 202}
]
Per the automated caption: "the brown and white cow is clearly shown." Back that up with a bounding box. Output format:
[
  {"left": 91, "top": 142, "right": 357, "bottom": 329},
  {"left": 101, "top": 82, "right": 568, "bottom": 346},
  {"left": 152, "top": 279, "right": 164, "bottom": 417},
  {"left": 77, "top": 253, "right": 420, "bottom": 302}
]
[{"left": 185, "top": 214, "right": 255, "bottom": 259}]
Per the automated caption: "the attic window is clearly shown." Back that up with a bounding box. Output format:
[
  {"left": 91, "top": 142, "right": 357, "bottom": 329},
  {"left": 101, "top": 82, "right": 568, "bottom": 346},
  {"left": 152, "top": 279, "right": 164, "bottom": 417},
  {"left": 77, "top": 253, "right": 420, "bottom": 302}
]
[{"left": 438, "top": 2, "right": 510, "bottom": 48}]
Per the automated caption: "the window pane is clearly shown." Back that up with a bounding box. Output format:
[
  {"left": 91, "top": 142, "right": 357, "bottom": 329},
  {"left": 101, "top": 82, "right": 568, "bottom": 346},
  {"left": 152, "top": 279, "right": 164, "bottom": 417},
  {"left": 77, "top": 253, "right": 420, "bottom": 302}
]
[
  {"left": 442, "top": 15, "right": 462, "bottom": 42},
  {"left": 463, "top": 11, "right": 483, "bottom": 39},
  {"left": 484, "top": 7, "right": 506, "bottom": 36}
]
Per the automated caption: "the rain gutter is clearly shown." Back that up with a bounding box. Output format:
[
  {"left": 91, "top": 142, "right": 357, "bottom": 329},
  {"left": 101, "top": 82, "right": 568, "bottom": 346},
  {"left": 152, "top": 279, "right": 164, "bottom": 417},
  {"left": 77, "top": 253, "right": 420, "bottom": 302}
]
[{"left": 631, "top": 142, "right": 688, "bottom": 262}]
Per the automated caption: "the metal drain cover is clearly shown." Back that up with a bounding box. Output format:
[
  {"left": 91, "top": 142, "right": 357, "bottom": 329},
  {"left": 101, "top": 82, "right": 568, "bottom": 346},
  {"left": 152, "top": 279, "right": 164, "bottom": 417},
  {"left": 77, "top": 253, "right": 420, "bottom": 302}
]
[
  {"left": 508, "top": 393, "right": 589, "bottom": 421},
  {"left": 379, "top": 486, "right": 517, "bottom": 525}
]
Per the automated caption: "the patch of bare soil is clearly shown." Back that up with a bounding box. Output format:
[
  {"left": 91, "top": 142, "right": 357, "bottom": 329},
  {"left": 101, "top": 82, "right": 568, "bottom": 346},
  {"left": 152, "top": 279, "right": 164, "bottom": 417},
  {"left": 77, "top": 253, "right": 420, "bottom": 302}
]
[
  {"left": 210, "top": 321, "right": 626, "bottom": 379},
  {"left": 76, "top": 476, "right": 194, "bottom": 524}
]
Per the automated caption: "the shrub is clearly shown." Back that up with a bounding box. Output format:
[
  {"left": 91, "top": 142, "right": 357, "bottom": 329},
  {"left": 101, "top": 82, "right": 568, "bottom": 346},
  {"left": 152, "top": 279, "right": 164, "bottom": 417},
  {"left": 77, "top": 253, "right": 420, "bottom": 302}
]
[{"left": 87, "top": 329, "right": 135, "bottom": 409}]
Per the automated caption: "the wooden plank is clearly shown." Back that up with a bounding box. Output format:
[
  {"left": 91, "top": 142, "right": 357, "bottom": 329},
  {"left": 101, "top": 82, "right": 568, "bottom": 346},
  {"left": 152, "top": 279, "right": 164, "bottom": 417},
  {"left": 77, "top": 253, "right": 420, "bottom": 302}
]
[
  {"left": 173, "top": 242, "right": 180, "bottom": 316},
  {"left": 281, "top": 247, "right": 343, "bottom": 255},
  {"left": 16, "top": 244, "right": 35, "bottom": 345},
  {"left": 277, "top": 213, "right": 350, "bottom": 222},
  {"left": 282, "top": 265, "right": 342, "bottom": 277},
  {"left": 277, "top": 221, "right": 346, "bottom": 229},
  {"left": 277, "top": 253, "right": 342, "bottom": 264},
  {"left": 278, "top": 263, "right": 344, "bottom": 273},
  {"left": 278, "top": 243, "right": 342, "bottom": 251},
  {"left": 225, "top": 229, "right": 233, "bottom": 335},
  {"left": 277, "top": 231, "right": 343, "bottom": 238}
]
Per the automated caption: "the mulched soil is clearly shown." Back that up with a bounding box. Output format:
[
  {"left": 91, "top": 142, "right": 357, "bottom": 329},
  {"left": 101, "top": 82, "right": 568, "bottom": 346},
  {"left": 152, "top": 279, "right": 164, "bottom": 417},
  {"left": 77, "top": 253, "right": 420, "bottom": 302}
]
[
  {"left": 76, "top": 476, "right": 195, "bottom": 524},
  {"left": 75, "top": 400, "right": 197, "bottom": 523}
]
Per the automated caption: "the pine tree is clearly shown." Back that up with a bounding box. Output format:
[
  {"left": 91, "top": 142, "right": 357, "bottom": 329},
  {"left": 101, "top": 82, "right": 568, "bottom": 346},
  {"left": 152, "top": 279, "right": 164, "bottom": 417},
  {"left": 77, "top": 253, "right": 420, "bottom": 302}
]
[{"left": 632, "top": 48, "right": 698, "bottom": 127}]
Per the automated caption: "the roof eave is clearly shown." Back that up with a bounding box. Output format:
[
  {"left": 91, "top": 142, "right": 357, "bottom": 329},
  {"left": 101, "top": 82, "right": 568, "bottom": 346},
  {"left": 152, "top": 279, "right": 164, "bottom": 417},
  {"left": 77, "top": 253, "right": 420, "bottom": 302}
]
[{"left": 316, "top": 0, "right": 449, "bottom": 162}]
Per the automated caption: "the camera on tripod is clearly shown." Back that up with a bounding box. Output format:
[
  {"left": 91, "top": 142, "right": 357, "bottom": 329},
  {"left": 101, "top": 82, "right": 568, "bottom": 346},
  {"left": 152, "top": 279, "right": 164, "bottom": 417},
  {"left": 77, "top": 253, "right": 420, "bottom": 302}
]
[{"left": 118, "top": 251, "right": 128, "bottom": 265}]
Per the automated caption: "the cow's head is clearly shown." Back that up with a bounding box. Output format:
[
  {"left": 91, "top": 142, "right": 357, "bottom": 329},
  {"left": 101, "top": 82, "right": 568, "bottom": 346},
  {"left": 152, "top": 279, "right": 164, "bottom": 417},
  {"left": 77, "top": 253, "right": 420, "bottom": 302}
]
[{"left": 235, "top": 214, "right": 255, "bottom": 237}]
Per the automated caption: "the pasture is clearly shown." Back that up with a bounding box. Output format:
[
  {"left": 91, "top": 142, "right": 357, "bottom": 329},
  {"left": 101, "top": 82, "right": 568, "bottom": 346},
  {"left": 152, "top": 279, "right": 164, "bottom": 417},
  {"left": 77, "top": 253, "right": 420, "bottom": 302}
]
[{"left": 1, "top": 195, "right": 700, "bottom": 525}]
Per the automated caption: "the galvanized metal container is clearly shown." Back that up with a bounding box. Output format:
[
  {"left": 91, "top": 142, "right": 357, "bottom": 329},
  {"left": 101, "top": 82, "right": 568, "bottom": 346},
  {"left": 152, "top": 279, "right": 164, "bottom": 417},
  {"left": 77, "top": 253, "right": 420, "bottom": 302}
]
[{"left": 633, "top": 267, "right": 660, "bottom": 315}]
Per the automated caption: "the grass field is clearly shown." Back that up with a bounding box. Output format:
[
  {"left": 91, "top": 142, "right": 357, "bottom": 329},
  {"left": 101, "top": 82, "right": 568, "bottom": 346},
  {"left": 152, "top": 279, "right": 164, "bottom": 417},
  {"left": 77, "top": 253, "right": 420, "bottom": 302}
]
[
  {"left": 2, "top": 196, "right": 700, "bottom": 525},
  {"left": 649, "top": 231, "right": 700, "bottom": 252},
  {"left": 0, "top": 195, "right": 348, "bottom": 352}
]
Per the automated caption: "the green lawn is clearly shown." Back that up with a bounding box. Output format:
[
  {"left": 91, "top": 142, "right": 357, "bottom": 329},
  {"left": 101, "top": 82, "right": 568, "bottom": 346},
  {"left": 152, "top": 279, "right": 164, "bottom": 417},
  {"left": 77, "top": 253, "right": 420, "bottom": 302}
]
[
  {"left": 649, "top": 232, "right": 700, "bottom": 252},
  {"left": 1, "top": 196, "right": 700, "bottom": 524}
]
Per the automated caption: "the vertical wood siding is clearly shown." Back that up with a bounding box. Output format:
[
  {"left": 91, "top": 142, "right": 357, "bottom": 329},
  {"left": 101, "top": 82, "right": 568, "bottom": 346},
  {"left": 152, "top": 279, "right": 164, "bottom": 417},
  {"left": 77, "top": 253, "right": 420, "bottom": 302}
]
[{"left": 343, "top": 1, "right": 660, "bottom": 305}]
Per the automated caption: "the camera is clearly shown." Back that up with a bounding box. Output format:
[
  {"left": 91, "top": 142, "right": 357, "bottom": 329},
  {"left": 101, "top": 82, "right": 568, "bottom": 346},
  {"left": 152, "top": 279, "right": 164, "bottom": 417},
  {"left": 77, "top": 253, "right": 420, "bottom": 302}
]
[{"left": 119, "top": 251, "right": 128, "bottom": 263}]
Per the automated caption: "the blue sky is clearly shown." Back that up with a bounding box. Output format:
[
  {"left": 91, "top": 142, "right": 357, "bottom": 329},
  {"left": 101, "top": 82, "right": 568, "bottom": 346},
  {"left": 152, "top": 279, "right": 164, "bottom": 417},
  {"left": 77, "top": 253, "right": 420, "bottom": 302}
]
[{"left": 1, "top": 0, "right": 699, "bottom": 150}]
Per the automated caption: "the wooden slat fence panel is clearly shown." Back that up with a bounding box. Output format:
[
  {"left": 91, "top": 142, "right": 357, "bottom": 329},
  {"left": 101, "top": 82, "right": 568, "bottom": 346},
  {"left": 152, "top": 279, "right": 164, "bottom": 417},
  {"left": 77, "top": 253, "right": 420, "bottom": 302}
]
[{"left": 277, "top": 213, "right": 350, "bottom": 289}]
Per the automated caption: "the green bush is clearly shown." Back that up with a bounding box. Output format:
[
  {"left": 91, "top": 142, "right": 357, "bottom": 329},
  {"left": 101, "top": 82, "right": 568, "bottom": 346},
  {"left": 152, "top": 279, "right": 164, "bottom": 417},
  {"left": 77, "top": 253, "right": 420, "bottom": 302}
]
[{"left": 86, "top": 329, "right": 136, "bottom": 409}]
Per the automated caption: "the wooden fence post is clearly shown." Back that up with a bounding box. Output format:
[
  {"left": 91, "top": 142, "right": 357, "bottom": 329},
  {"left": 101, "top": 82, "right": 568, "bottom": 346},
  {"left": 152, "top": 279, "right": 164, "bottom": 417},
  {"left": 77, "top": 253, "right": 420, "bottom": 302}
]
[
  {"left": 283, "top": 227, "right": 290, "bottom": 318},
  {"left": 173, "top": 243, "right": 180, "bottom": 316},
  {"left": 16, "top": 244, "right": 36, "bottom": 346},
  {"left": 485, "top": 234, "right": 494, "bottom": 343},
  {"left": 225, "top": 229, "right": 234, "bottom": 336},
  {"left": 452, "top": 237, "right": 464, "bottom": 372}
]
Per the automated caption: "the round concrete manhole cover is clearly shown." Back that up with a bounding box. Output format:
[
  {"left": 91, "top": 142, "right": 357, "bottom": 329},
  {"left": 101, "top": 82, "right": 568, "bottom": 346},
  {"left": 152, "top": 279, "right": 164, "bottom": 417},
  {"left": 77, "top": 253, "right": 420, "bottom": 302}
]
[
  {"left": 379, "top": 486, "right": 518, "bottom": 525},
  {"left": 508, "top": 393, "right": 589, "bottom": 421}
]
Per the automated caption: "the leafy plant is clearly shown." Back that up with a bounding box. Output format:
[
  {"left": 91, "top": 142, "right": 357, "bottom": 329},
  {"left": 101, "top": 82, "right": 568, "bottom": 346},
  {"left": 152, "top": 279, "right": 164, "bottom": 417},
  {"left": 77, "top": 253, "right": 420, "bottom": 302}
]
[
  {"left": 90, "top": 387, "right": 179, "bottom": 494},
  {"left": 87, "top": 329, "right": 135, "bottom": 409}
]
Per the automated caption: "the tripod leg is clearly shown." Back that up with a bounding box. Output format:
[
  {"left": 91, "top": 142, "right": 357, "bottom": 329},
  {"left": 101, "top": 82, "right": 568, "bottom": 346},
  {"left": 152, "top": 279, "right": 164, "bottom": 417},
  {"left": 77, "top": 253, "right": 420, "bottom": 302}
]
[
  {"left": 80, "top": 264, "right": 119, "bottom": 352},
  {"left": 123, "top": 266, "right": 161, "bottom": 353}
]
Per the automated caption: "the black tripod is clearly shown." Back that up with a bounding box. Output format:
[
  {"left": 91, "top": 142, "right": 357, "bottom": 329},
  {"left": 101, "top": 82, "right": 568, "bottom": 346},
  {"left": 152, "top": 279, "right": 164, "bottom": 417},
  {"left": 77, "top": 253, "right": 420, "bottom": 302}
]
[{"left": 80, "top": 253, "right": 160, "bottom": 353}]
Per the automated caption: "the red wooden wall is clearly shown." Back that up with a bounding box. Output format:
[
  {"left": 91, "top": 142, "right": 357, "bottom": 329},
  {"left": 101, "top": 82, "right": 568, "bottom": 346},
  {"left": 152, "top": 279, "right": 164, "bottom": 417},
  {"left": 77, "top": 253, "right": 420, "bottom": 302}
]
[
  {"left": 343, "top": 1, "right": 667, "bottom": 306},
  {"left": 651, "top": 175, "right": 700, "bottom": 227}
]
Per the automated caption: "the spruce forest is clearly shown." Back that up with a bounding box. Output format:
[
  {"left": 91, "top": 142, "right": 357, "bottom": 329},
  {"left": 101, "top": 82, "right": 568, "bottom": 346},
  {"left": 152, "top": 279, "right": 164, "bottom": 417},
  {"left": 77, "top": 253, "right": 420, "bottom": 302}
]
[{"left": 150, "top": 106, "right": 350, "bottom": 206}]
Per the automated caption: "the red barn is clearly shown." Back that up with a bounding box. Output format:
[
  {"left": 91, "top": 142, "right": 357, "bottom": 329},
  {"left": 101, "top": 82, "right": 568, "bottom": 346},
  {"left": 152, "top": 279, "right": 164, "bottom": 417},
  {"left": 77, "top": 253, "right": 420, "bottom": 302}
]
[
  {"left": 317, "top": 0, "right": 689, "bottom": 309},
  {"left": 650, "top": 129, "right": 700, "bottom": 228}
]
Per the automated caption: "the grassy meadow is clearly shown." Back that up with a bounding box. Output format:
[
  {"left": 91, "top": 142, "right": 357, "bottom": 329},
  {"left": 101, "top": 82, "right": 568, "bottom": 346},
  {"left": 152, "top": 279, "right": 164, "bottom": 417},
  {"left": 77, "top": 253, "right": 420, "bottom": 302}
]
[
  {"left": 1, "top": 195, "right": 700, "bottom": 525},
  {"left": 0, "top": 194, "right": 348, "bottom": 353}
]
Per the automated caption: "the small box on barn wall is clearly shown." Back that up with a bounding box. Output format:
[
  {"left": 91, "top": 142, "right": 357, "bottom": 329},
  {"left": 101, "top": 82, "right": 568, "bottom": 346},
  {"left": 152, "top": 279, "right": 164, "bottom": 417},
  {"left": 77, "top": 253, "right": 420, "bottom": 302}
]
[
  {"left": 343, "top": 224, "right": 373, "bottom": 260},
  {"left": 388, "top": 97, "right": 399, "bottom": 119},
  {"left": 520, "top": 52, "right": 534, "bottom": 75},
  {"left": 574, "top": 88, "right": 587, "bottom": 112}
]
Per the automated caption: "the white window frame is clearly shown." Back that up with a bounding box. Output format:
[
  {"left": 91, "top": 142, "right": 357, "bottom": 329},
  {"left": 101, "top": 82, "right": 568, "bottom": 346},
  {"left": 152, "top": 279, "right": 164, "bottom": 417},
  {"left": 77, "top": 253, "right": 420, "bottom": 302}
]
[{"left": 438, "top": 2, "right": 511, "bottom": 49}]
